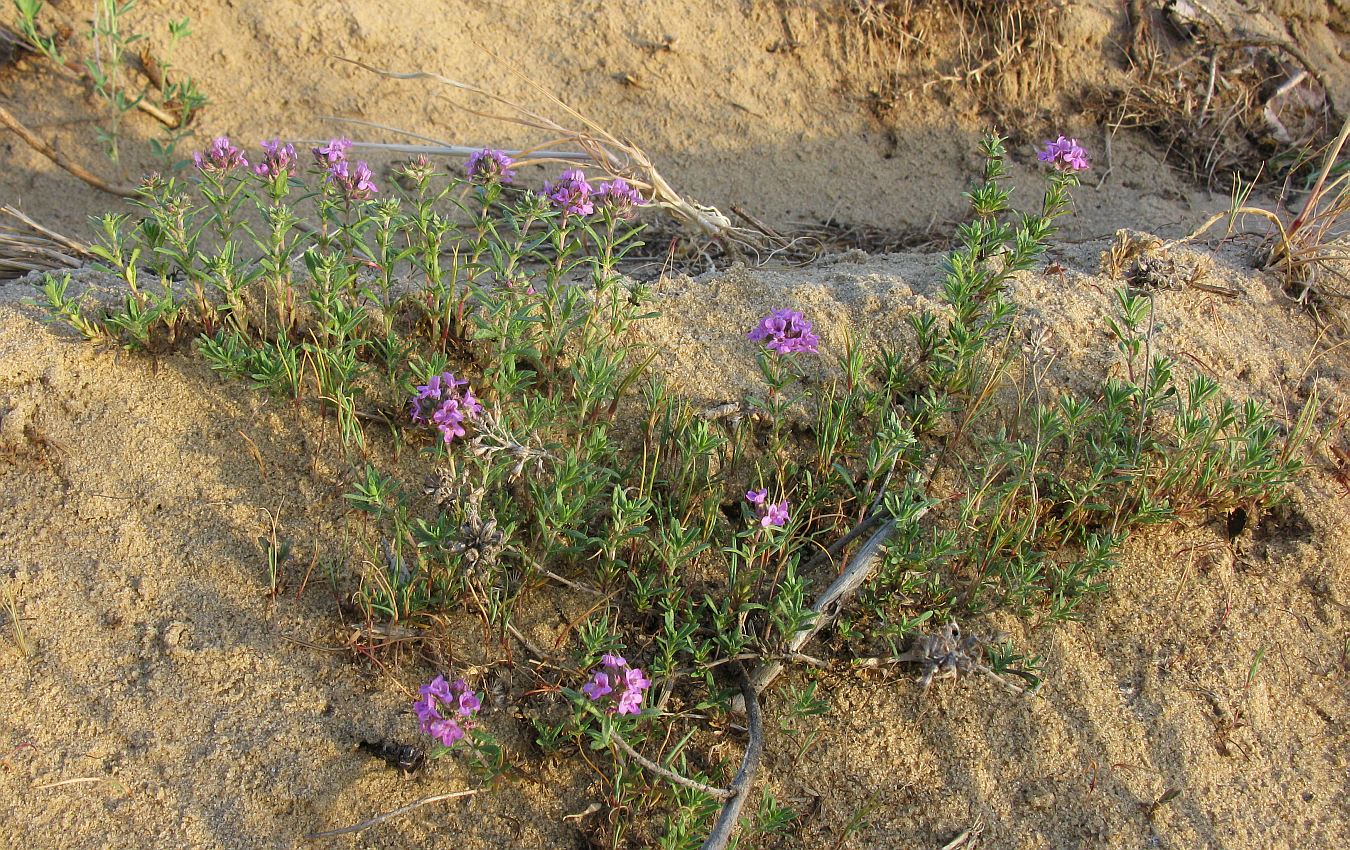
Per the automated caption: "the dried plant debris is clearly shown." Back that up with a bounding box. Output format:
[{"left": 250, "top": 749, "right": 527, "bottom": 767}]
[
  {"left": 851, "top": 0, "right": 1064, "bottom": 123},
  {"left": 872, "top": 621, "right": 1043, "bottom": 695},
  {"left": 1100, "top": 229, "right": 1234, "bottom": 296},
  {"left": 1102, "top": 0, "right": 1338, "bottom": 185},
  {"left": 421, "top": 470, "right": 506, "bottom": 576},
  {"left": 897, "top": 620, "right": 987, "bottom": 690}
]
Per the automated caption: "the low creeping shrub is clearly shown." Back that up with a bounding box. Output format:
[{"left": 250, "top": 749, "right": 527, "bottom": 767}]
[{"left": 38, "top": 131, "right": 1309, "bottom": 849}]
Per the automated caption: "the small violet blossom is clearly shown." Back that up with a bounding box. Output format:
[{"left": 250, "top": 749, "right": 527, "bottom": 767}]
[
  {"left": 543, "top": 168, "right": 594, "bottom": 217},
  {"left": 328, "top": 159, "right": 379, "bottom": 202},
  {"left": 410, "top": 372, "right": 483, "bottom": 444},
  {"left": 748, "top": 308, "right": 820, "bottom": 355},
  {"left": 746, "top": 489, "right": 790, "bottom": 528},
  {"left": 596, "top": 178, "right": 646, "bottom": 219},
  {"left": 193, "top": 136, "right": 248, "bottom": 173},
  {"left": 253, "top": 139, "right": 297, "bottom": 179},
  {"left": 1037, "top": 135, "right": 1090, "bottom": 172},
  {"left": 413, "top": 675, "right": 482, "bottom": 748},
  {"left": 465, "top": 148, "right": 516, "bottom": 185},
  {"left": 312, "top": 137, "right": 352, "bottom": 166},
  {"left": 582, "top": 653, "right": 650, "bottom": 716}
]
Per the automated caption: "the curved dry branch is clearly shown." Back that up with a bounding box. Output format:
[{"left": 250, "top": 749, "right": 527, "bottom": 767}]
[
  {"left": 611, "top": 732, "right": 733, "bottom": 800},
  {"left": 701, "top": 664, "right": 764, "bottom": 850},
  {"left": 0, "top": 105, "right": 138, "bottom": 198}
]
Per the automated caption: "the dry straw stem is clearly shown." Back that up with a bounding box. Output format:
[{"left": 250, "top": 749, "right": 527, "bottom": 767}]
[
  {"left": 301, "top": 788, "right": 481, "bottom": 840},
  {"left": 0, "top": 205, "right": 93, "bottom": 279},
  {"left": 1167, "top": 115, "right": 1350, "bottom": 301},
  {"left": 3, "top": 583, "right": 31, "bottom": 658},
  {"left": 334, "top": 56, "right": 794, "bottom": 259}
]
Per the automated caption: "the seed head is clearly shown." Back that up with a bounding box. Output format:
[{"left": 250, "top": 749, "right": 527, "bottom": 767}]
[{"left": 465, "top": 148, "right": 516, "bottom": 185}]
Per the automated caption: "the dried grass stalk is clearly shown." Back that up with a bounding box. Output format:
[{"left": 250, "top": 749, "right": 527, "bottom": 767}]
[
  {"left": 335, "top": 57, "right": 801, "bottom": 260},
  {"left": 0, "top": 205, "right": 92, "bottom": 280}
]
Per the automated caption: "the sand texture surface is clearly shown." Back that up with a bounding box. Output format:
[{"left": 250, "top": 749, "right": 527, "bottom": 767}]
[{"left": 1, "top": 1, "right": 1348, "bottom": 848}]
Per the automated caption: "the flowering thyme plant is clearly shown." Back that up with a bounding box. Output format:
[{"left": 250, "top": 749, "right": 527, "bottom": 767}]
[
  {"left": 543, "top": 168, "right": 595, "bottom": 217},
  {"left": 465, "top": 148, "right": 516, "bottom": 185},
  {"left": 597, "top": 178, "right": 646, "bottom": 220},
  {"left": 253, "top": 139, "right": 297, "bottom": 180},
  {"left": 193, "top": 135, "right": 248, "bottom": 173},
  {"left": 411, "top": 372, "right": 483, "bottom": 444},
  {"left": 748, "top": 308, "right": 820, "bottom": 355},
  {"left": 42, "top": 129, "right": 1310, "bottom": 850},
  {"left": 582, "top": 653, "right": 652, "bottom": 715},
  {"left": 414, "top": 674, "right": 482, "bottom": 749}
]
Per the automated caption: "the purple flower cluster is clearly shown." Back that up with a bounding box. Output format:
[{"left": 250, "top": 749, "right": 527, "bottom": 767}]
[
  {"left": 413, "top": 675, "right": 482, "bottom": 748},
  {"left": 581, "top": 653, "right": 650, "bottom": 716},
  {"left": 1037, "top": 135, "right": 1090, "bottom": 172},
  {"left": 312, "top": 137, "right": 352, "bottom": 166},
  {"left": 748, "top": 308, "right": 820, "bottom": 355},
  {"left": 311, "top": 137, "right": 378, "bottom": 201},
  {"left": 410, "top": 372, "right": 483, "bottom": 443},
  {"left": 329, "top": 160, "right": 379, "bottom": 201},
  {"left": 466, "top": 148, "right": 516, "bottom": 185},
  {"left": 253, "top": 139, "right": 297, "bottom": 179},
  {"left": 597, "top": 178, "right": 646, "bottom": 220},
  {"left": 193, "top": 136, "right": 248, "bottom": 173},
  {"left": 745, "top": 489, "right": 790, "bottom": 528},
  {"left": 543, "top": 168, "right": 594, "bottom": 217}
]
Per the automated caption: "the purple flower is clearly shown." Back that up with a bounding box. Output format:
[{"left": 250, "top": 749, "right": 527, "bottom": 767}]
[
  {"left": 312, "top": 137, "right": 352, "bottom": 166},
  {"left": 465, "top": 148, "right": 516, "bottom": 185},
  {"left": 457, "top": 690, "right": 482, "bottom": 717},
  {"left": 253, "top": 139, "right": 297, "bottom": 179},
  {"left": 581, "top": 670, "right": 613, "bottom": 700},
  {"left": 411, "top": 372, "right": 483, "bottom": 444},
  {"left": 747, "top": 490, "right": 790, "bottom": 528},
  {"left": 543, "top": 168, "right": 594, "bottom": 217},
  {"left": 582, "top": 655, "right": 649, "bottom": 716},
  {"left": 761, "top": 500, "right": 790, "bottom": 528},
  {"left": 193, "top": 136, "right": 248, "bottom": 173},
  {"left": 597, "top": 178, "right": 646, "bottom": 219},
  {"left": 748, "top": 308, "right": 820, "bottom": 355},
  {"left": 327, "top": 159, "right": 379, "bottom": 201},
  {"left": 1037, "top": 135, "right": 1090, "bottom": 172},
  {"left": 414, "top": 675, "right": 481, "bottom": 748}
]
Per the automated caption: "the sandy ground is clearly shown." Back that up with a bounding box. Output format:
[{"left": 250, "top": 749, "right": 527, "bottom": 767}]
[
  {"left": 0, "top": 0, "right": 1271, "bottom": 243},
  {"left": 2, "top": 239, "right": 1348, "bottom": 849},
  {"left": 1, "top": 1, "right": 1349, "bottom": 848}
]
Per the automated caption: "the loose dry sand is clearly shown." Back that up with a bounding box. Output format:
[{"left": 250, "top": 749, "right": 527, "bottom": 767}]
[{"left": 1, "top": 1, "right": 1348, "bottom": 848}]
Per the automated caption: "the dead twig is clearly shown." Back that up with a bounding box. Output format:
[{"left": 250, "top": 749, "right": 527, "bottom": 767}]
[
  {"left": 0, "top": 205, "right": 93, "bottom": 279},
  {"left": 700, "top": 664, "right": 763, "bottom": 850},
  {"left": 0, "top": 104, "right": 138, "bottom": 197},
  {"left": 611, "top": 732, "right": 733, "bottom": 800},
  {"left": 302, "top": 789, "right": 481, "bottom": 840},
  {"left": 745, "top": 512, "right": 920, "bottom": 698}
]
